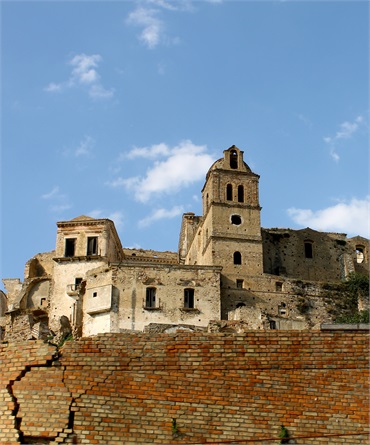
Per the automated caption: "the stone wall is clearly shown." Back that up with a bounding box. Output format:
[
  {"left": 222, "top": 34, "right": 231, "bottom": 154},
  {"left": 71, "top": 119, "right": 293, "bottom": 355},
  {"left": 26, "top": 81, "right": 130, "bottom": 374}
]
[{"left": 0, "top": 330, "right": 368, "bottom": 444}]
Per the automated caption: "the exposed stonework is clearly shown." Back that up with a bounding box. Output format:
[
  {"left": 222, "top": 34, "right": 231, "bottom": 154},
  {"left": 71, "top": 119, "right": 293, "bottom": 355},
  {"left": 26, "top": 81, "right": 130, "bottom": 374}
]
[{"left": 1, "top": 145, "right": 368, "bottom": 340}]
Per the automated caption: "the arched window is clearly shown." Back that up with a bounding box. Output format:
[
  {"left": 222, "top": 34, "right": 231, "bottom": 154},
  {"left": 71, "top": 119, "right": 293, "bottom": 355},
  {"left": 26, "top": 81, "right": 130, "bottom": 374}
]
[
  {"left": 304, "top": 241, "right": 313, "bottom": 259},
  {"left": 356, "top": 246, "right": 365, "bottom": 263},
  {"left": 230, "top": 150, "right": 238, "bottom": 169},
  {"left": 238, "top": 185, "right": 244, "bottom": 203},
  {"left": 226, "top": 184, "right": 233, "bottom": 201},
  {"left": 233, "top": 251, "right": 242, "bottom": 265}
]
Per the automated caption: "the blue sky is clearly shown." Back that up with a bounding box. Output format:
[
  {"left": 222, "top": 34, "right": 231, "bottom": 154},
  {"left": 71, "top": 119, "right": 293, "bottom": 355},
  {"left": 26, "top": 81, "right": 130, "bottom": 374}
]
[{"left": 1, "top": 0, "right": 369, "bottom": 287}]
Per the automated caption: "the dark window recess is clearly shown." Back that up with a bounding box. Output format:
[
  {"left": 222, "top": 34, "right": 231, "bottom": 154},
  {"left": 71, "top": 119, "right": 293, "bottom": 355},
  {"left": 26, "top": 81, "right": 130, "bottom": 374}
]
[
  {"left": 234, "top": 251, "right": 242, "bottom": 265},
  {"left": 236, "top": 279, "right": 244, "bottom": 289},
  {"left": 87, "top": 237, "right": 98, "bottom": 255},
  {"left": 270, "top": 320, "right": 277, "bottom": 330},
  {"left": 230, "top": 150, "right": 238, "bottom": 169},
  {"left": 93, "top": 292, "right": 98, "bottom": 298},
  {"left": 231, "top": 214, "right": 242, "bottom": 225},
  {"left": 146, "top": 287, "right": 156, "bottom": 308},
  {"left": 65, "top": 238, "right": 76, "bottom": 257},
  {"left": 184, "top": 288, "right": 195, "bottom": 308},
  {"left": 304, "top": 241, "right": 313, "bottom": 259},
  {"left": 226, "top": 184, "right": 233, "bottom": 201},
  {"left": 236, "top": 302, "right": 246, "bottom": 308},
  {"left": 275, "top": 282, "right": 283, "bottom": 292},
  {"left": 238, "top": 185, "right": 244, "bottom": 203}
]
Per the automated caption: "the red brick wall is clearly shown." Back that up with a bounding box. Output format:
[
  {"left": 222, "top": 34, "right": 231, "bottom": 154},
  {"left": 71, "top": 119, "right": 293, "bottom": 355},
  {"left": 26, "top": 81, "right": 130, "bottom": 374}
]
[{"left": 0, "top": 331, "right": 369, "bottom": 444}]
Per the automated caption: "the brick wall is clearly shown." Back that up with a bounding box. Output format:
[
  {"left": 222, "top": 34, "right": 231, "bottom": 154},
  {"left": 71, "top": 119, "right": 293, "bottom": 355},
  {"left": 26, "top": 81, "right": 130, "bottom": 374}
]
[{"left": 0, "top": 331, "right": 368, "bottom": 444}]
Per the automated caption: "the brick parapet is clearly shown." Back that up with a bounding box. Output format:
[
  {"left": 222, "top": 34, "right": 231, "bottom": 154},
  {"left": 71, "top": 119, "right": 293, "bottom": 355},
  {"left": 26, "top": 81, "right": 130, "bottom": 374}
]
[{"left": 0, "top": 331, "right": 369, "bottom": 444}]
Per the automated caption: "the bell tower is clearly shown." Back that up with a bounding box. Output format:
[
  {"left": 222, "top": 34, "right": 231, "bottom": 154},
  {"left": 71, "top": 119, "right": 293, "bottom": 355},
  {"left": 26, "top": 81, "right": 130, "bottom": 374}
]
[{"left": 200, "top": 145, "right": 263, "bottom": 282}]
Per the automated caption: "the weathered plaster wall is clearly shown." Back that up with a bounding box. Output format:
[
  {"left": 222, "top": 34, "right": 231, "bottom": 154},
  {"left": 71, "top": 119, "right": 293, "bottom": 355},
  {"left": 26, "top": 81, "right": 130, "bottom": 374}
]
[
  {"left": 0, "top": 331, "right": 368, "bottom": 445},
  {"left": 110, "top": 263, "right": 221, "bottom": 333},
  {"left": 262, "top": 228, "right": 359, "bottom": 281}
]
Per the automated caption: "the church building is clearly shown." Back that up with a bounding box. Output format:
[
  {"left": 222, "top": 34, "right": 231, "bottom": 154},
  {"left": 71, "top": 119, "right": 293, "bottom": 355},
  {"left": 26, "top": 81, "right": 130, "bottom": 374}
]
[{"left": 1, "top": 146, "right": 368, "bottom": 341}]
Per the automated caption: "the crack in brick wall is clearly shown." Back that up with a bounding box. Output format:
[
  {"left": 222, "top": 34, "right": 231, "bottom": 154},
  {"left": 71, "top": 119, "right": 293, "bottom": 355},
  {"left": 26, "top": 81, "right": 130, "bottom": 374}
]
[{"left": 1, "top": 331, "right": 369, "bottom": 445}]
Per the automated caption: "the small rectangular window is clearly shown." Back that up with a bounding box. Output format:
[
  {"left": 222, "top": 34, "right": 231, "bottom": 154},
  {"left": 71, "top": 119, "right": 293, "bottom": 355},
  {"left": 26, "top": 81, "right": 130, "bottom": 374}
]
[
  {"left": 236, "top": 279, "right": 244, "bottom": 289},
  {"left": 184, "top": 289, "right": 194, "bottom": 308},
  {"left": 92, "top": 291, "right": 98, "bottom": 298},
  {"left": 304, "top": 242, "right": 313, "bottom": 259},
  {"left": 146, "top": 288, "right": 156, "bottom": 308},
  {"left": 275, "top": 282, "right": 283, "bottom": 292},
  {"left": 238, "top": 185, "right": 244, "bottom": 203},
  {"left": 87, "top": 236, "right": 98, "bottom": 256},
  {"left": 65, "top": 238, "right": 76, "bottom": 257}
]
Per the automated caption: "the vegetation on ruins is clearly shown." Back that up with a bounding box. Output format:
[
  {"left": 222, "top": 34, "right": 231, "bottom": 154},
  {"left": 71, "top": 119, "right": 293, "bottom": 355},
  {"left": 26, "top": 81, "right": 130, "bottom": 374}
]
[{"left": 322, "top": 272, "right": 369, "bottom": 324}]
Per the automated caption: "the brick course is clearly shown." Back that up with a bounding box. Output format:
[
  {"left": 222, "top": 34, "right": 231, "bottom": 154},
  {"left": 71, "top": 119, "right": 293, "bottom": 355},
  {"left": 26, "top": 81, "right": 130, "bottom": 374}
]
[{"left": 0, "top": 331, "right": 369, "bottom": 444}]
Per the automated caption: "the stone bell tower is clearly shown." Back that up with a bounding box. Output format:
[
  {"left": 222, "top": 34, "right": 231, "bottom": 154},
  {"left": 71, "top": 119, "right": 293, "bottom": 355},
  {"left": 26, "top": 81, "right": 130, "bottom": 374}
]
[{"left": 199, "top": 145, "right": 263, "bottom": 285}]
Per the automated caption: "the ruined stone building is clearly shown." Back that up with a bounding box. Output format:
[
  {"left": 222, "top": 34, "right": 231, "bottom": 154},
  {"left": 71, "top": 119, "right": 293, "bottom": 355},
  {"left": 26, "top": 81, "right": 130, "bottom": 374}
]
[{"left": 1, "top": 146, "right": 368, "bottom": 341}]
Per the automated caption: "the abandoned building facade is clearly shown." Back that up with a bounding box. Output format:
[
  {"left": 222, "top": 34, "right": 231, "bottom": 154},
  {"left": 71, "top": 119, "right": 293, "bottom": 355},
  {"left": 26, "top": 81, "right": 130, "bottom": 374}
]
[{"left": 1, "top": 146, "right": 368, "bottom": 341}]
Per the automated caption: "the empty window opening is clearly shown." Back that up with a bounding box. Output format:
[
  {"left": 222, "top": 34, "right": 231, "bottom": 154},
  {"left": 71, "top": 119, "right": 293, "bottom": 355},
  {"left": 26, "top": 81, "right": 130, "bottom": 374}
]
[
  {"left": 234, "top": 251, "right": 242, "bottom": 265},
  {"left": 226, "top": 184, "right": 233, "bottom": 201},
  {"left": 87, "top": 236, "right": 98, "bottom": 256},
  {"left": 304, "top": 241, "right": 313, "bottom": 259},
  {"left": 65, "top": 238, "right": 76, "bottom": 257},
  {"left": 275, "top": 282, "right": 283, "bottom": 292},
  {"left": 278, "top": 303, "right": 287, "bottom": 316},
  {"left": 184, "top": 288, "right": 195, "bottom": 309},
  {"left": 146, "top": 287, "right": 156, "bottom": 308},
  {"left": 230, "top": 150, "right": 238, "bottom": 169},
  {"left": 72, "top": 277, "right": 83, "bottom": 292},
  {"left": 236, "top": 302, "right": 246, "bottom": 308},
  {"left": 231, "top": 214, "right": 242, "bottom": 225},
  {"left": 92, "top": 292, "right": 98, "bottom": 298},
  {"left": 236, "top": 279, "right": 244, "bottom": 289},
  {"left": 269, "top": 320, "right": 277, "bottom": 330},
  {"left": 356, "top": 246, "right": 365, "bottom": 263},
  {"left": 238, "top": 185, "right": 244, "bottom": 203}
]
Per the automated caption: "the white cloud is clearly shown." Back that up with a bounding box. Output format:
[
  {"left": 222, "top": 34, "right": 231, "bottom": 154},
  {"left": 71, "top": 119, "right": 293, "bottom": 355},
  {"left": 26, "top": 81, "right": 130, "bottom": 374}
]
[
  {"left": 69, "top": 54, "right": 101, "bottom": 84},
  {"left": 126, "top": 0, "right": 194, "bottom": 49},
  {"left": 88, "top": 209, "right": 125, "bottom": 229},
  {"left": 44, "top": 82, "right": 63, "bottom": 93},
  {"left": 126, "top": 7, "right": 164, "bottom": 49},
  {"left": 297, "top": 113, "right": 312, "bottom": 128},
  {"left": 287, "top": 196, "right": 370, "bottom": 238},
  {"left": 44, "top": 53, "right": 114, "bottom": 100},
  {"left": 89, "top": 84, "right": 114, "bottom": 100},
  {"left": 41, "top": 186, "right": 72, "bottom": 213},
  {"left": 109, "top": 140, "right": 214, "bottom": 203},
  {"left": 126, "top": 142, "right": 170, "bottom": 159},
  {"left": 75, "top": 135, "right": 95, "bottom": 157},
  {"left": 138, "top": 205, "right": 184, "bottom": 227},
  {"left": 41, "top": 186, "right": 61, "bottom": 200},
  {"left": 324, "top": 115, "right": 364, "bottom": 162},
  {"left": 50, "top": 204, "right": 72, "bottom": 213}
]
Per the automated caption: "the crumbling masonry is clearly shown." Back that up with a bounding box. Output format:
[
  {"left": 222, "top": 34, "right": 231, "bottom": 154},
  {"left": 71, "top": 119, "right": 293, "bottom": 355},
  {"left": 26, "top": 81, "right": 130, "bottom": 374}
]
[{"left": 1, "top": 146, "right": 368, "bottom": 340}]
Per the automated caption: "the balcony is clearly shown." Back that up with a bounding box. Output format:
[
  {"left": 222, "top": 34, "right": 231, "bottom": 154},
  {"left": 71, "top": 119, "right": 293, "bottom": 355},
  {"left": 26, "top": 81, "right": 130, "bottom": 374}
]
[{"left": 66, "top": 284, "right": 80, "bottom": 298}]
